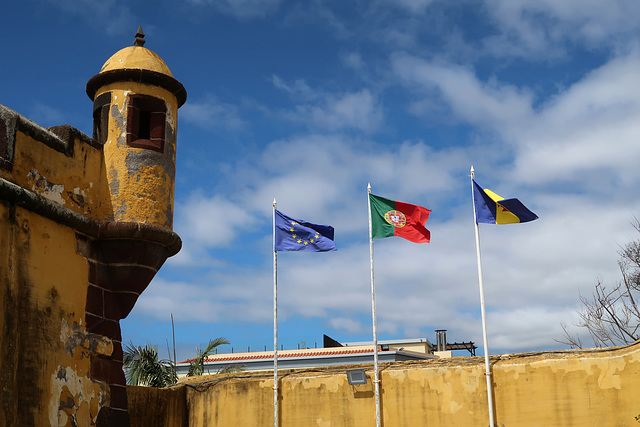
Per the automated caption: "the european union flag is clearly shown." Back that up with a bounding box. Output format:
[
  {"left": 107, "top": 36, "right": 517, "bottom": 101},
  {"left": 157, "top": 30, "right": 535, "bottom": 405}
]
[{"left": 274, "top": 210, "right": 337, "bottom": 252}]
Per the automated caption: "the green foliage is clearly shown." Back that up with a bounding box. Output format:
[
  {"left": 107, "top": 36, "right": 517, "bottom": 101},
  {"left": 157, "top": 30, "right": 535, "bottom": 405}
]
[
  {"left": 186, "top": 337, "right": 230, "bottom": 377},
  {"left": 123, "top": 342, "right": 177, "bottom": 387},
  {"left": 124, "top": 336, "right": 236, "bottom": 386}
]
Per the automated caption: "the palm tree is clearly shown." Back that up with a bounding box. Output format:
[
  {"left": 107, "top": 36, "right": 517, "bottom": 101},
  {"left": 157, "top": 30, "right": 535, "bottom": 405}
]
[
  {"left": 123, "top": 342, "right": 177, "bottom": 387},
  {"left": 187, "top": 337, "right": 230, "bottom": 377}
]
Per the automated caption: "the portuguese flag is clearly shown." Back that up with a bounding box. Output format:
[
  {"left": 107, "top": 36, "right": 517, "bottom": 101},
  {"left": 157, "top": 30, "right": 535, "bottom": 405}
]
[{"left": 369, "top": 194, "right": 431, "bottom": 243}]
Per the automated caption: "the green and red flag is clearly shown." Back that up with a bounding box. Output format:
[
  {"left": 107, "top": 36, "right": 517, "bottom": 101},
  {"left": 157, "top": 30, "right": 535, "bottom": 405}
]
[{"left": 369, "top": 194, "right": 431, "bottom": 243}]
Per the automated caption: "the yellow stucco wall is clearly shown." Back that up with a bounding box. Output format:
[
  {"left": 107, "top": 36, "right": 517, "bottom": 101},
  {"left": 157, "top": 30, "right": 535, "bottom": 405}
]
[
  {"left": 127, "top": 385, "right": 187, "bottom": 427},
  {"left": 492, "top": 347, "right": 640, "bottom": 425},
  {"left": 0, "top": 203, "right": 112, "bottom": 426},
  {"left": 95, "top": 82, "right": 178, "bottom": 230},
  {"left": 0, "top": 99, "right": 181, "bottom": 425},
  {"left": 0, "top": 32, "right": 184, "bottom": 426},
  {"left": 0, "top": 126, "right": 110, "bottom": 221},
  {"left": 130, "top": 342, "right": 640, "bottom": 427}
]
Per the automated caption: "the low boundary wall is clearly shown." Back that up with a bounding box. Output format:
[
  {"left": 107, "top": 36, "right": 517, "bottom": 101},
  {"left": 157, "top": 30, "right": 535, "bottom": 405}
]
[{"left": 129, "top": 342, "right": 640, "bottom": 426}]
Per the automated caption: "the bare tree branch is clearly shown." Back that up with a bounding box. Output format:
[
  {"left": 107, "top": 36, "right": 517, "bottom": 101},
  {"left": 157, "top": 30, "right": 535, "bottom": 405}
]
[{"left": 559, "top": 218, "right": 640, "bottom": 348}]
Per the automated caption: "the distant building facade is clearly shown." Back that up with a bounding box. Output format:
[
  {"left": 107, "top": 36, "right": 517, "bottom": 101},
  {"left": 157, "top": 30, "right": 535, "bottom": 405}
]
[
  {"left": 176, "top": 339, "right": 437, "bottom": 376},
  {"left": 176, "top": 334, "right": 479, "bottom": 376}
]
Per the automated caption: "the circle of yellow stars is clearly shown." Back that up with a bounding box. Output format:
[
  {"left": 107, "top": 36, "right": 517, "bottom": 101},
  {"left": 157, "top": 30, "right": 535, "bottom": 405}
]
[{"left": 290, "top": 221, "right": 320, "bottom": 246}]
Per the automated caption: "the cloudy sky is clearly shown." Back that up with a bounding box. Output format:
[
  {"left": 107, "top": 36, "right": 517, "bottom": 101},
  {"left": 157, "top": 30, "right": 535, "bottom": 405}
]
[{"left": 4, "top": 0, "right": 640, "bottom": 361}]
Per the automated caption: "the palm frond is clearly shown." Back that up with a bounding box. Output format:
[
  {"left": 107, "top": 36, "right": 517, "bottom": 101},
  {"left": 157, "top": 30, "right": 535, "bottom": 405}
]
[
  {"left": 187, "top": 337, "right": 230, "bottom": 377},
  {"left": 123, "top": 341, "right": 177, "bottom": 387}
]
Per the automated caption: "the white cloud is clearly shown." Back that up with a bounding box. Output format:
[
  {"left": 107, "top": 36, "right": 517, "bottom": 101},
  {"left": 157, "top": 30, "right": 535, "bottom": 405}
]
[
  {"left": 340, "top": 52, "right": 364, "bottom": 70},
  {"left": 136, "top": 266, "right": 275, "bottom": 323},
  {"left": 159, "top": 120, "right": 639, "bottom": 353},
  {"left": 169, "top": 193, "right": 257, "bottom": 267},
  {"left": 483, "top": 0, "right": 640, "bottom": 56},
  {"left": 514, "top": 51, "right": 640, "bottom": 187},
  {"left": 186, "top": 0, "right": 281, "bottom": 19},
  {"left": 391, "top": 48, "right": 640, "bottom": 196},
  {"left": 125, "top": 0, "right": 640, "bottom": 354},
  {"left": 327, "top": 317, "right": 367, "bottom": 334},
  {"left": 179, "top": 194, "right": 254, "bottom": 245},
  {"left": 302, "top": 89, "right": 384, "bottom": 133},
  {"left": 156, "top": 188, "right": 635, "bottom": 353},
  {"left": 391, "top": 53, "right": 534, "bottom": 132},
  {"left": 134, "top": 279, "right": 228, "bottom": 323},
  {"left": 271, "top": 75, "right": 316, "bottom": 101},
  {"left": 486, "top": 306, "right": 580, "bottom": 351},
  {"left": 180, "top": 95, "right": 245, "bottom": 131},
  {"left": 389, "top": 0, "right": 437, "bottom": 13},
  {"left": 170, "top": 134, "right": 466, "bottom": 270},
  {"left": 226, "top": 134, "right": 470, "bottom": 227},
  {"left": 272, "top": 76, "right": 385, "bottom": 133}
]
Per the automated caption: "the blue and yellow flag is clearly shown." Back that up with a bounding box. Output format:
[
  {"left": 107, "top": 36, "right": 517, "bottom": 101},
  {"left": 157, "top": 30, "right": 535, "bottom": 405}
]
[
  {"left": 274, "top": 210, "right": 337, "bottom": 252},
  {"left": 473, "top": 180, "right": 538, "bottom": 224}
]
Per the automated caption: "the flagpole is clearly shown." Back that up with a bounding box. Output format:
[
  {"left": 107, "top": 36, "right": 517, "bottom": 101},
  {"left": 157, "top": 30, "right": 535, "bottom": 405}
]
[
  {"left": 470, "top": 166, "right": 495, "bottom": 427},
  {"left": 367, "top": 183, "right": 381, "bottom": 427},
  {"left": 273, "top": 199, "right": 279, "bottom": 427}
]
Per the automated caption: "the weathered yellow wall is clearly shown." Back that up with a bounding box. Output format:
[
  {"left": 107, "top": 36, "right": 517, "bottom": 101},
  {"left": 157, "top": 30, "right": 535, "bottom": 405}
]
[
  {"left": 0, "top": 203, "right": 112, "bottom": 426},
  {"left": 127, "top": 385, "right": 187, "bottom": 427},
  {"left": 0, "top": 105, "right": 183, "bottom": 425},
  {"left": 130, "top": 342, "right": 640, "bottom": 427},
  {"left": 492, "top": 346, "right": 640, "bottom": 425},
  {"left": 1, "top": 32, "right": 184, "bottom": 426},
  {"left": 96, "top": 82, "right": 178, "bottom": 230},
  {"left": 0, "top": 126, "right": 110, "bottom": 221}
]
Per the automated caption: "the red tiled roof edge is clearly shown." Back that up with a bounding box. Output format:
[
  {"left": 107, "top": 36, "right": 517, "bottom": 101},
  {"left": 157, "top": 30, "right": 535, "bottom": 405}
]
[{"left": 179, "top": 347, "right": 376, "bottom": 364}]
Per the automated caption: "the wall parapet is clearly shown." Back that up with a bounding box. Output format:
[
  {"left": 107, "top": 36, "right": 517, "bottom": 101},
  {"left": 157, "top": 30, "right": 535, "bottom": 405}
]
[
  {"left": 0, "top": 175, "right": 181, "bottom": 254},
  {"left": 0, "top": 104, "right": 102, "bottom": 172},
  {"left": 128, "top": 341, "right": 640, "bottom": 427}
]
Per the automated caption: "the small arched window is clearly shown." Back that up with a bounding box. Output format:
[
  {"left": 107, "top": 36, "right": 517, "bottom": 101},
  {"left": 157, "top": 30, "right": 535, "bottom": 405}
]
[
  {"left": 126, "top": 94, "right": 166, "bottom": 152},
  {"left": 92, "top": 92, "right": 111, "bottom": 145}
]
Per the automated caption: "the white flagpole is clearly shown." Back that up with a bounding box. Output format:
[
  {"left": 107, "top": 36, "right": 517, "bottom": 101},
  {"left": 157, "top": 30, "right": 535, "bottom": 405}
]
[
  {"left": 367, "top": 183, "right": 381, "bottom": 427},
  {"left": 273, "top": 199, "right": 279, "bottom": 427},
  {"left": 470, "top": 166, "right": 495, "bottom": 427}
]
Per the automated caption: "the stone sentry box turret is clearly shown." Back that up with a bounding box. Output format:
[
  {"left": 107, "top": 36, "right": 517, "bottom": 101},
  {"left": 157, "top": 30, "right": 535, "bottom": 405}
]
[
  {"left": 86, "top": 26, "right": 187, "bottom": 230},
  {"left": 0, "top": 28, "right": 185, "bottom": 426}
]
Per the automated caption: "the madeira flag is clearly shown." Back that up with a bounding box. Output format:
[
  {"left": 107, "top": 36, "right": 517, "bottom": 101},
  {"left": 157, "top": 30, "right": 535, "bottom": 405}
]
[
  {"left": 369, "top": 194, "right": 431, "bottom": 243},
  {"left": 473, "top": 180, "right": 538, "bottom": 224}
]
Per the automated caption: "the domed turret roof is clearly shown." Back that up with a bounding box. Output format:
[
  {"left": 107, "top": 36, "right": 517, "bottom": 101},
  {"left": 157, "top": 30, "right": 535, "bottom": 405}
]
[
  {"left": 100, "top": 45, "right": 174, "bottom": 77},
  {"left": 86, "top": 27, "right": 187, "bottom": 107}
]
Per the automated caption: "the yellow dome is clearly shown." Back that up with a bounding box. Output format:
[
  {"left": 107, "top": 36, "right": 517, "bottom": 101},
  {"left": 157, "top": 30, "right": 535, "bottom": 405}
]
[
  {"left": 99, "top": 45, "right": 174, "bottom": 77},
  {"left": 87, "top": 27, "right": 187, "bottom": 107}
]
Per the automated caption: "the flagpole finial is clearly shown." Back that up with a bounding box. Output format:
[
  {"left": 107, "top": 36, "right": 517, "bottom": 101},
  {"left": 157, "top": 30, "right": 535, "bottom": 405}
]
[
  {"left": 273, "top": 198, "right": 276, "bottom": 208},
  {"left": 367, "top": 182, "right": 371, "bottom": 193},
  {"left": 470, "top": 166, "right": 475, "bottom": 179}
]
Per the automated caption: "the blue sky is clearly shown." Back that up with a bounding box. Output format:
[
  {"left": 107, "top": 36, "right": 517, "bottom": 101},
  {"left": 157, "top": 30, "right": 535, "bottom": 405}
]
[{"left": 4, "top": 0, "right": 640, "bottom": 361}]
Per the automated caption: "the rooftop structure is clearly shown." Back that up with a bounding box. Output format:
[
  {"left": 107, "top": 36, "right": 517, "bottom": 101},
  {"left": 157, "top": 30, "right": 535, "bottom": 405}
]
[
  {"left": 176, "top": 335, "right": 459, "bottom": 377},
  {"left": 176, "top": 344, "right": 437, "bottom": 376}
]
